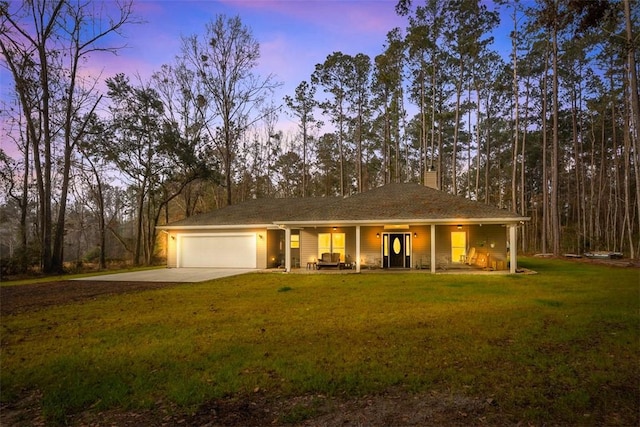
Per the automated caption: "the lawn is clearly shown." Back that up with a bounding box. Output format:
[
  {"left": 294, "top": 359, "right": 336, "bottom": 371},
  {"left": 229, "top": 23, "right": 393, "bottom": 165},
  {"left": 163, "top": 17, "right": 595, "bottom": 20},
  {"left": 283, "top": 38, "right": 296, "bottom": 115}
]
[{"left": 1, "top": 257, "right": 638, "bottom": 425}]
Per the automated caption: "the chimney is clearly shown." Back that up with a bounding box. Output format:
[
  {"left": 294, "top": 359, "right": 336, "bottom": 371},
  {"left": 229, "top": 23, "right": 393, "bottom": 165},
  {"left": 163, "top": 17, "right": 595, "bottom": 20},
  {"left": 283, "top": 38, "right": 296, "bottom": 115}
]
[{"left": 425, "top": 166, "right": 438, "bottom": 190}]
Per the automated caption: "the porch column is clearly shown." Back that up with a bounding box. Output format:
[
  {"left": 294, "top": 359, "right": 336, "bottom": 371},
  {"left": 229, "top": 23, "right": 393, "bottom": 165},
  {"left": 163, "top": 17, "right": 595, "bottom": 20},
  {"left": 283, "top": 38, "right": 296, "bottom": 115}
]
[
  {"left": 430, "top": 224, "right": 436, "bottom": 274},
  {"left": 509, "top": 224, "right": 517, "bottom": 274},
  {"left": 284, "top": 227, "right": 291, "bottom": 272},
  {"left": 355, "top": 225, "right": 361, "bottom": 273}
]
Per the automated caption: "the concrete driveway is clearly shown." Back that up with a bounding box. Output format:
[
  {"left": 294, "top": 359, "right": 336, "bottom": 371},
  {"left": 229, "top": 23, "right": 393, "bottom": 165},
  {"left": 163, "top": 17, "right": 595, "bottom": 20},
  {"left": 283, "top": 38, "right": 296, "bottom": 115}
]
[{"left": 74, "top": 268, "right": 253, "bottom": 283}]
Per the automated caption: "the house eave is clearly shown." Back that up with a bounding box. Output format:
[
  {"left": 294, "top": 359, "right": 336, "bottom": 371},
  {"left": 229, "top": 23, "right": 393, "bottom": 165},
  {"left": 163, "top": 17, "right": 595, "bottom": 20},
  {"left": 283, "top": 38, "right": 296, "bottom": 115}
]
[
  {"left": 275, "top": 217, "right": 530, "bottom": 227},
  {"left": 157, "top": 223, "right": 278, "bottom": 231},
  {"left": 157, "top": 217, "right": 530, "bottom": 231}
]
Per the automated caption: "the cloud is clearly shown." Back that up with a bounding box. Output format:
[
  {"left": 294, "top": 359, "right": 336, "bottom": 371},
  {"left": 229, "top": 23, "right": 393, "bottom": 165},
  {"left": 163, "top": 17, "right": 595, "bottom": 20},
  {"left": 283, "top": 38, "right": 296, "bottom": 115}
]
[{"left": 223, "top": 0, "right": 405, "bottom": 39}]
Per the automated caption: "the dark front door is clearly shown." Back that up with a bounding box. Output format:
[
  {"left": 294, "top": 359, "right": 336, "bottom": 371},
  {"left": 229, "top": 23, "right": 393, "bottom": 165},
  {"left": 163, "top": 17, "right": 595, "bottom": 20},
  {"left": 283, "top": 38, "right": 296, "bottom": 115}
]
[{"left": 389, "top": 233, "right": 405, "bottom": 268}]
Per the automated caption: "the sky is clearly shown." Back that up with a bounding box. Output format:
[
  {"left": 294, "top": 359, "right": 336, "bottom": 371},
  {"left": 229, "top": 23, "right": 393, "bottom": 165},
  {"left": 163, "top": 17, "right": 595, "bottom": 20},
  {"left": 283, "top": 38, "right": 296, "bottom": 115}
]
[
  {"left": 1, "top": 0, "right": 513, "bottom": 156},
  {"left": 105, "top": 0, "right": 412, "bottom": 132},
  {"left": 96, "top": 0, "right": 516, "bottom": 87},
  {"left": 89, "top": 0, "right": 411, "bottom": 113},
  {"left": 121, "top": 0, "right": 409, "bottom": 82}
]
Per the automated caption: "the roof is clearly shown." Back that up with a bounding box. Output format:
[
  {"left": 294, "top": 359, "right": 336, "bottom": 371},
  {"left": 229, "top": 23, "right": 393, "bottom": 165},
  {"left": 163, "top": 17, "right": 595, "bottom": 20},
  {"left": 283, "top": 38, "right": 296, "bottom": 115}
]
[
  {"left": 283, "top": 183, "right": 525, "bottom": 223},
  {"left": 160, "top": 183, "right": 528, "bottom": 229},
  {"left": 163, "top": 195, "right": 341, "bottom": 227}
]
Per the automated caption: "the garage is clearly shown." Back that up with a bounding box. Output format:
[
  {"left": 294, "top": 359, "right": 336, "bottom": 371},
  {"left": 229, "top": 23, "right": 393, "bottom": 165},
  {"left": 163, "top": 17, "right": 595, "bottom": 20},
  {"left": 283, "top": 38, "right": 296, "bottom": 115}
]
[{"left": 177, "top": 233, "right": 257, "bottom": 268}]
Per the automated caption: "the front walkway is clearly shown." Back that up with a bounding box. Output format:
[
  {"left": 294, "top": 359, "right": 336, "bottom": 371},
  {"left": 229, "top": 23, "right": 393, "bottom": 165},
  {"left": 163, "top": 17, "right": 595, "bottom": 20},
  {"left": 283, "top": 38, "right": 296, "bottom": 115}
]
[{"left": 73, "top": 268, "right": 253, "bottom": 282}]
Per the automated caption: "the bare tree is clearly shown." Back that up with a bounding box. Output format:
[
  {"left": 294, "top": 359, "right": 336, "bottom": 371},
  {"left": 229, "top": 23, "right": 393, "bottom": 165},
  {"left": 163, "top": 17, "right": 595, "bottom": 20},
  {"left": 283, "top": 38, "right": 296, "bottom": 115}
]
[
  {"left": 0, "top": 0, "right": 137, "bottom": 272},
  {"left": 181, "top": 15, "right": 280, "bottom": 206}
]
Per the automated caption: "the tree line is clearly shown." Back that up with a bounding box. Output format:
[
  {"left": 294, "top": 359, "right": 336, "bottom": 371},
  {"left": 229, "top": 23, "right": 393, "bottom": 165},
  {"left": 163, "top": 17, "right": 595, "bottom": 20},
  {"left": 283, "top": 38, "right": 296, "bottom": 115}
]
[{"left": 0, "top": 0, "right": 638, "bottom": 274}]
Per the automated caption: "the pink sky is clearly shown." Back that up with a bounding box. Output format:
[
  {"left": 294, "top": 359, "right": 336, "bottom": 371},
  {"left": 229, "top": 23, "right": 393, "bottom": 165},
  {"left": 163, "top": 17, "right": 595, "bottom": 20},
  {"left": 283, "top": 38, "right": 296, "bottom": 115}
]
[
  {"left": 1, "top": 1, "right": 512, "bottom": 157},
  {"left": 132, "top": 1, "right": 409, "bottom": 101},
  {"left": 102, "top": 1, "right": 408, "bottom": 91},
  {"left": 1, "top": 0, "right": 409, "bottom": 157}
]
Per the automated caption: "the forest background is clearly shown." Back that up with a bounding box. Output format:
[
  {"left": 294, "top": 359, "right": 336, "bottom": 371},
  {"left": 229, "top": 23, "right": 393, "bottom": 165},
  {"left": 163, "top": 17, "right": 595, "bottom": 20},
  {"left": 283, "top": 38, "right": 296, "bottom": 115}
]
[{"left": 0, "top": 0, "right": 638, "bottom": 274}]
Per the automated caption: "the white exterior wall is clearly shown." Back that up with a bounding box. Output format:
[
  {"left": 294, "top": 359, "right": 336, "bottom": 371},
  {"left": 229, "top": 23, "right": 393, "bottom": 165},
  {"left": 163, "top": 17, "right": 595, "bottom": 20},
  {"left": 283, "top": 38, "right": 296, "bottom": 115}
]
[{"left": 165, "top": 228, "right": 268, "bottom": 269}]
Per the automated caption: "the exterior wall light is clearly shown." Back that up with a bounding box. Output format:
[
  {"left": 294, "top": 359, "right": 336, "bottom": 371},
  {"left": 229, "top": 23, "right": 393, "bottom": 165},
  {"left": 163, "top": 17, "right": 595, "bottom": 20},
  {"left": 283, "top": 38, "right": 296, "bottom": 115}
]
[
  {"left": 376, "top": 233, "right": 380, "bottom": 238},
  {"left": 414, "top": 232, "right": 418, "bottom": 238}
]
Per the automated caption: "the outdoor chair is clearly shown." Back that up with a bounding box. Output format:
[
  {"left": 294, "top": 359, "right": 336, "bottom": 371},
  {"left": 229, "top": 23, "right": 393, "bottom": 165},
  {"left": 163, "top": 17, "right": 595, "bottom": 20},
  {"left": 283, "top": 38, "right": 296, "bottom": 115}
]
[
  {"left": 317, "top": 252, "right": 341, "bottom": 269},
  {"left": 464, "top": 247, "right": 477, "bottom": 265},
  {"left": 437, "top": 256, "right": 450, "bottom": 270},
  {"left": 416, "top": 256, "right": 431, "bottom": 269}
]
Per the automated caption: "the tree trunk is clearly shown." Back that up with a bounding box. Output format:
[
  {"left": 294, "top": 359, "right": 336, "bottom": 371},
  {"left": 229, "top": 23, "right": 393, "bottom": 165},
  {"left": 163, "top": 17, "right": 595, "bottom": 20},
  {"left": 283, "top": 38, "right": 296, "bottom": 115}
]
[
  {"left": 420, "top": 69, "right": 427, "bottom": 184},
  {"left": 478, "top": 88, "right": 491, "bottom": 205},
  {"left": 394, "top": 94, "right": 401, "bottom": 183},
  {"left": 452, "top": 69, "right": 462, "bottom": 195},
  {"left": 134, "top": 175, "right": 147, "bottom": 266},
  {"left": 467, "top": 85, "right": 472, "bottom": 198},
  {"left": 520, "top": 75, "right": 531, "bottom": 252},
  {"left": 225, "top": 125, "right": 233, "bottom": 206},
  {"left": 624, "top": 0, "right": 640, "bottom": 258},
  {"left": 430, "top": 62, "right": 437, "bottom": 173},
  {"left": 484, "top": 92, "right": 491, "bottom": 204},
  {"left": 474, "top": 78, "right": 482, "bottom": 200},
  {"left": 542, "top": 43, "right": 549, "bottom": 255},
  {"left": 97, "top": 179, "right": 107, "bottom": 270},
  {"left": 19, "top": 128, "right": 30, "bottom": 271},
  {"left": 511, "top": 13, "right": 519, "bottom": 214},
  {"left": 551, "top": 20, "right": 560, "bottom": 255},
  {"left": 302, "top": 120, "right": 308, "bottom": 197},
  {"left": 623, "top": 118, "right": 634, "bottom": 258},
  {"left": 357, "top": 101, "right": 363, "bottom": 193},
  {"left": 384, "top": 100, "right": 391, "bottom": 184},
  {"left": 37, "top": 29, "right": 54, "bottom": 273},
  {"left": 338, "top": 100, "right": 345, "bottom": 196},
  {"left": 611, "top": 101, "right": 620, "bottom": 251},
  {"left": 571, "top": 86, "right": 582, "bottom": 253},
  {"left": 51, "top": 138, "right": 73, "bottom": 273}
]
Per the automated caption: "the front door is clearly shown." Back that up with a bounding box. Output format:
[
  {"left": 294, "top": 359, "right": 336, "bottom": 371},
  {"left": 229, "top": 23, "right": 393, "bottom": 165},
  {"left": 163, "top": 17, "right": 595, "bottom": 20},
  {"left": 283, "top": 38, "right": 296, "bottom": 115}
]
[{"left": 384, "top": 233, "right": 411, "bottom": 268}]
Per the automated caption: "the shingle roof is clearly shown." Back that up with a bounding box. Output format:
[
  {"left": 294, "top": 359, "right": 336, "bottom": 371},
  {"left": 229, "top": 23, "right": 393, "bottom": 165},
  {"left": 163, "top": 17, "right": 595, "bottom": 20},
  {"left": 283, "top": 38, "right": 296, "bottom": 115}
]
[
  {"left": 285, "top": 183, "right": 525, "bottom": 222},
  {"left": 162, "top": 183, "right": 527, "bottom": 228},
  {"left": 165, "top": 195, "right": 341, "bottom": 227}
]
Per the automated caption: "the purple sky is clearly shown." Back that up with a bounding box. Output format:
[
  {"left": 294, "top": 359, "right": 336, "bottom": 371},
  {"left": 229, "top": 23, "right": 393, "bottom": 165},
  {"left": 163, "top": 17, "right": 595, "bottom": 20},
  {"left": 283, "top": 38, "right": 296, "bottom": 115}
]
[
  {"left": 101, "top": 0, "right": 409, "bottom": 105},
  {"left": 1, "top": 0, "right": 513, "bottom": 157}
]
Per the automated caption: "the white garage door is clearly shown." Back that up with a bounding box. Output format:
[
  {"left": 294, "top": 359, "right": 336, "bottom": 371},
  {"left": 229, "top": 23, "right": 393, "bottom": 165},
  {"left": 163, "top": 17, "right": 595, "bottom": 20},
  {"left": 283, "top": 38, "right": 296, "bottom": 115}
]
[{"left": 178, "top": 234, "right": 257, "bottom": 268}]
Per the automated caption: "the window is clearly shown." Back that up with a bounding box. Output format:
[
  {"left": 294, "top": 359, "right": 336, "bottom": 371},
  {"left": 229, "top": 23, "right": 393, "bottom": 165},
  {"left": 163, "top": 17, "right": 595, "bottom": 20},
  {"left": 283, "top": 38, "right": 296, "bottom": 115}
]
[
  {"left": 451, "top": 231, "right": 466, "bottom": 264},
  {"left": 332, "top": 233, "right": 345, "bottom": 261},
  {"left": 318, "top": 233, "right": 331, "bottom": 257},
  {"left": 291, "top": 234, "right": 299, "bottom": 249},
  {"left": 318, "top": 232, "right": 345, "bottom": 262},
  {"left": 383, "top": 234, "right": 389, "bottom": 257}
]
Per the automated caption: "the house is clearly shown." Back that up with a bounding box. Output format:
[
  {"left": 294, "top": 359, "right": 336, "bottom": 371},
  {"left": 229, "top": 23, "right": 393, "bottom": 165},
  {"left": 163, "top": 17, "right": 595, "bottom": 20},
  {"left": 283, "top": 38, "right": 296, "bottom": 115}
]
[{"left": 157, "top": 182, "right": 530, "bottom": 273}]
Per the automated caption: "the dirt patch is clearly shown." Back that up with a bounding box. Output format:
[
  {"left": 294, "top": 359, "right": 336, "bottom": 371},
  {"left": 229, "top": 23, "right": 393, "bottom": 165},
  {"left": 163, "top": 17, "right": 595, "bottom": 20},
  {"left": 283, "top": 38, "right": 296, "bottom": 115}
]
[
  {"left": 572, "top": 257, "right": 640, "bottom": 268},
  {"left": 64, "top": 390, "right": 504, "bottom": 426},
  {"left": 0, "top": 280, "right": 183, "bottom": 316},
  {"left": 554, "top": 255, "right": 640, "bottom": 269}
]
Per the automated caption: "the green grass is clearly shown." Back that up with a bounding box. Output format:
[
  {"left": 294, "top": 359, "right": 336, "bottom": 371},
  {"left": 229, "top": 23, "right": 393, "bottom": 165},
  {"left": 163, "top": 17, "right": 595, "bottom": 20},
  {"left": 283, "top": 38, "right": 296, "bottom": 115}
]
[{"left": 1, "top": 257, "right": 638, "bottom": 425}]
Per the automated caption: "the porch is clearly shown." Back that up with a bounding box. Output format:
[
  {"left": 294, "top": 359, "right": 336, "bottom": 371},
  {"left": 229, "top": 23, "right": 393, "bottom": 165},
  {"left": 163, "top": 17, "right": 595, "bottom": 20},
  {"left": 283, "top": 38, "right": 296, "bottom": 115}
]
[
  {"left": 276, "top": 223, "right": 520, "bottom": 274},
  {"left": 269, "top": 264, "right": 516, "bottom": 275}
]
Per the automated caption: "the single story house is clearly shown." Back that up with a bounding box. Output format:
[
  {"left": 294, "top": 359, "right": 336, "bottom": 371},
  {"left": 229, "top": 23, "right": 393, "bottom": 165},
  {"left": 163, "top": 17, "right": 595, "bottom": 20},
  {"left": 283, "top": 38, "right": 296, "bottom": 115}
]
[{"left": 157, "top": 182, "right": 530, "bottom": 273}]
